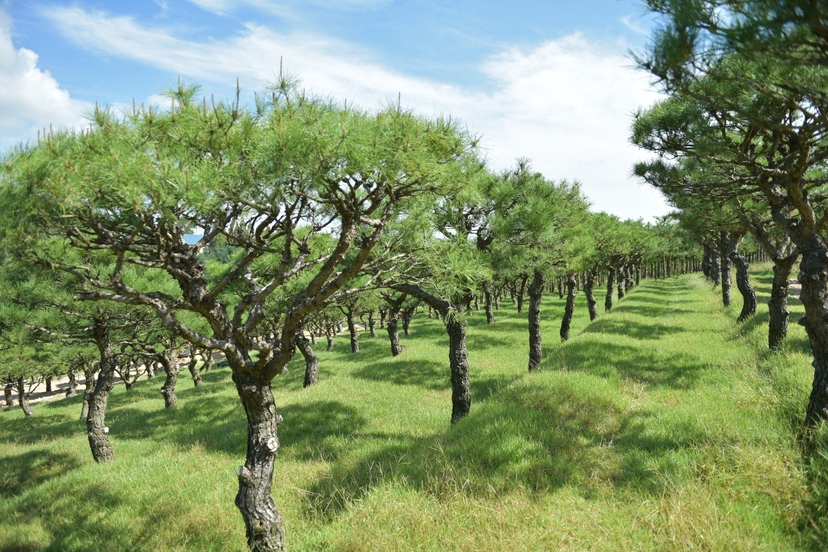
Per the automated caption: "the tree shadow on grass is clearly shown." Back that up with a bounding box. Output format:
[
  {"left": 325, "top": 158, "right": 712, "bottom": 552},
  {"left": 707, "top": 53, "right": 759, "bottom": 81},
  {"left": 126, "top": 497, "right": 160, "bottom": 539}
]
[
  {"left": 582, "top": 318, "right": 687, "bottom": 340},
  {"left": 550, "top": 340, "right": 706, "bottom": 390},
  {"left": 303, "top": 375, "right": 708, "bottom": 521},
  {"left": 352, "top": 359, "right": 447, "bottom": 391},
  {"left": 0, "top": 448, "right": 82, "bottom": 499}
]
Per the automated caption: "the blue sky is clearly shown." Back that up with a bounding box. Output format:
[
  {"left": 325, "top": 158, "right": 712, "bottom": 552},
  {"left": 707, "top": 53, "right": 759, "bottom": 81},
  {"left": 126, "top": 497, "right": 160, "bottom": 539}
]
[{"left": 0, "top": 0, "right": 671, "bottom": 220}]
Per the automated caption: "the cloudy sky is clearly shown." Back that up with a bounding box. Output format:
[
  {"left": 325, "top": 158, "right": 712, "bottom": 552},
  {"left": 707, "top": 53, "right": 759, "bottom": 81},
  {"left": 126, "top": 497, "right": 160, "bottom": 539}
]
[{"left": 0, "top": 0, "right": 671, "bottom": 220}]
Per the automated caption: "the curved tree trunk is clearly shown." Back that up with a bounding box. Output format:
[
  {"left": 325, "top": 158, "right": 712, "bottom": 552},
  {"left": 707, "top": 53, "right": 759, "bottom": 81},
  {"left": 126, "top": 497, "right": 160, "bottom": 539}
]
[
  {"left": 402, "top": 305, "right": 417, "bottom": 336},
  {"left": 605, "top": 267, "right": 616, "bottom": 312},
  {"left": 528, "top": 268, "right": 544, "bottom": 371},
  {"left": 233, "top": 373, "right": 286, "bottom": 551},
  {"left": 368, "top": 311, "right": 376, "bottom": 337},
  {"left": 731, "top": 252, "right": 757, "bottom": 322},
  {"left": 483, "top": 281, "right": 495, "bottom": 324},
  {"left": 768, "top": 254, "right": 798, "bottom": 349},
  {"left": 325, "top": 326, "right": 335, "bottom": 352},
  {"left": 188, "top": 353, "right": 204, "bottom": 387},
  {"left": 17, "top": 377, "right": 32, "bottom": 417},
  {"left": 4, "top": 380, "right": 13, "bottom": 407},
  {"left": 87, "top": 323, "right": 116, "bottom": 462},
  {"left": 584, "top": 269, "right": 598, "bottom": 321},
  {"left": 66, "top": 368, "right": 78, "bottom": 398},
  {"left": 346, "top": 312, "right": 359, "bottom": 353},
  {"left": 159, "top": 352, "right": 179, "bottom": 408},
  {"left": 387, "top": 309, "right": 404, "bottom": 356},
  {"left": 560, "top": 276, "right": 577, "bottom": 341},
  {"left": 80, "top": 363, "right": 96, "bottom": 420},
  {"left": 447, "top": 315, "right": 471, "bottom": 424},
  {"left": 295, "top": 332, "right": 318, "bottom": 388}
]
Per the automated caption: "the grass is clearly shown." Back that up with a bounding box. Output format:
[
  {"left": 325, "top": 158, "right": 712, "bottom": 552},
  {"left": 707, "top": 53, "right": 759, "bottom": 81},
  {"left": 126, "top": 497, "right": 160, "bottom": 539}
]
[{"left": 0, "top": 268, "right": 823, "bottom": 551}]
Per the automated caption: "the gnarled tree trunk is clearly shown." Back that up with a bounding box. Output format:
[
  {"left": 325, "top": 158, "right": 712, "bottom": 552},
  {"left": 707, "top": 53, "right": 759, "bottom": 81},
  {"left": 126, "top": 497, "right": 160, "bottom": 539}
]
[
  {"left": 188, "top": 352, "right": 204, "bottom": 387},
  {"left": 447, "top": 315, "right": 471, "bottom": 424},
  {"left": 4, "top": 380, "right": 13, "bottom": 407},
  {"left": 560, "top": 276, "right": 577, "bottom": 341},
  {"left": 295, "top": 332, "right": 318, "bottom": 388},
  {"left": 233, "top": 372, "right": 286, "bottom": 551},
  {"left": 87, "top": 322, "right": 116, "bottom": 462},
  {"left": 159, "top": 351, "right": 179, "bottom": 408},
  {"left": 528, "top": 268, "right": 544, "bottom": 371},
  {"left": 386, "top": 309, "right": 403, "bottom": 356},
  {"left": 719, "top": 233, "right": 733, "bottom": 307},
  {"left": 66, "top": 368, "right": 78, "bottom": 398},
  {"left": 17, "top": 377, "right": 32, "bottom": 417},
  {"left": 80, "top": 363, "right": 97, "bottom": 420},
  {"left": 768, "top": 254, "right": 798, "bottom": 349},
  {"left": 731, "top": 251, "right": 757, "bottom": 323},
  {"left": 584, "top": 269, "right": 598, "bottom": 321},
  {"left": 367, "top": 311, "right": 376, "bottom": 337}
]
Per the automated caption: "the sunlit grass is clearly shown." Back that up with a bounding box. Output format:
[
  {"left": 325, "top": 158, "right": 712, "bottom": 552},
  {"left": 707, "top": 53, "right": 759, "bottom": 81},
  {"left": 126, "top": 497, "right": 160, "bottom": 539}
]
[{"left": 0, "top": 268, "right": 822, "bottom": 550}]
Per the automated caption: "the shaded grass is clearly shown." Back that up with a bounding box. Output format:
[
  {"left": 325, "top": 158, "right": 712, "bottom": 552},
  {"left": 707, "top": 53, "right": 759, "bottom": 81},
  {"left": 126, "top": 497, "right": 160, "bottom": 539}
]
[{"left": 0, "top": 271, "right": 821, "bottom": 550}]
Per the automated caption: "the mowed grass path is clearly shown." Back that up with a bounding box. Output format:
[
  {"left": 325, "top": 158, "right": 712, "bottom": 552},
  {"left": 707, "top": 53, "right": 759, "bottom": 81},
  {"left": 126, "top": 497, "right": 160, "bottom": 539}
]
[{"left": 0, "top": 271, "right": 817, "bottom": 551}]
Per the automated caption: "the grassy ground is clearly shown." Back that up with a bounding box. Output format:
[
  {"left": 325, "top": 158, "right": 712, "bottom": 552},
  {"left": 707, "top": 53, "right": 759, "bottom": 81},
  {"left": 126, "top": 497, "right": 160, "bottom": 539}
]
[{"left": 0, "top": 269, "right": 822, "bottom": 551}]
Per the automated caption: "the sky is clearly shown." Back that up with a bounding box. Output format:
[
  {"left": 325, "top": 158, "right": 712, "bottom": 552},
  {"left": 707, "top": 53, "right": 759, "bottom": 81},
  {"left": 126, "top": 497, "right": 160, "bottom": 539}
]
[{"left": 0, "top": 0, "right": 672, "bottom": 221}]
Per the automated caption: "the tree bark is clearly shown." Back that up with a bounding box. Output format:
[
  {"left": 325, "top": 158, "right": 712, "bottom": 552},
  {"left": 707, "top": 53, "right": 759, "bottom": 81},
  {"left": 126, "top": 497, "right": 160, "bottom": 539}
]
[
  {"left": 346, "top": 311, "right": 359, "bottom": 353},
  {"left": 367, "top": 311, "right": 376, "bottom": 337},
  {"left": 402, "top": 305, "right": 417, "bottom": 336},
  {"left": 446, "top": 315, "right": 471, "bottom": 424},
  {"left": 516, "top": 274, "right": 528, "bottom": 313},
  {"left": 325, "top": 326, "right": 335, "bottom": 352},
  {"left": 768, "top": 254, "right": 798, "bottom": 349},
  {"left": 528, "top": 268, "right": 544, "bottom": 371},
  {"left": 560, "top": 276, "right": 577, "bottom": 341},
  {"left": 4, "top": 381, "right": 12, "bottom": 407},
  {"left": 80, "top": 363, "right": 96, "bottom": 420},
  {"left": 87, "top": 322, "right": 116, "bottom": 462},
  {"left": 617, "top": 262, "right": 627, "bottom": 300},
  {"left": 66, "top": 368, "right": 78, "bottom": 398},
  {"left": 159, "top": 351, "right": 179, "bottom": 408},
  {"left": 188, "top": 352, "right": 204, "bottom": 387},
  {"left": 584, "top": 269, "right": 598, "bottom": 321},
  {"left": 605, "top": 267, "right": 616, "bottom": 312},
  {"left": 719, "top": 233, "right": 733, "bottom": 307},
  {"left": 17, "top": 377, "right": 32, "bottom": 417},
  {"left": 483, "top": 281, "right": 495, "bottom": 324},
  {"left": 731, "top": 251, "right": 757, "bottom": 323},
  {"left": 710, "top": 245, "right": 722, "bottom": 287},
  {"left": 45, "top": 376, "right": 52, "bottom": 393},
  {"left": 233, "top": 373, "right": 286, "bottom": 551},
  {"left": 387, "top": 308, "right": 403, "bottom": 356},
  {"left": 295, "top": 332, "right": 318, "bottom": 388}
]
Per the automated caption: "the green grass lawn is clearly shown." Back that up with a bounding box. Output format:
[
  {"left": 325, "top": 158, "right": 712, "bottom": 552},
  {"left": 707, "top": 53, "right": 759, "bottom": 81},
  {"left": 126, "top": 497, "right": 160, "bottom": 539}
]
[{"left": 1, "top": 269, "right": 823, "bottom": 551}]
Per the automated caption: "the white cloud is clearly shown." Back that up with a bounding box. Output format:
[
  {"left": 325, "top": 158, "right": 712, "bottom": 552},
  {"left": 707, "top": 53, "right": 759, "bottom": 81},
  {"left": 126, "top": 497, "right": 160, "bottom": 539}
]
[
  {"left": 42, "top": 6, "right": 670, "bottom": 220},
  {"left": 0, "top": 10, "right": 89, "bottom": 149}
]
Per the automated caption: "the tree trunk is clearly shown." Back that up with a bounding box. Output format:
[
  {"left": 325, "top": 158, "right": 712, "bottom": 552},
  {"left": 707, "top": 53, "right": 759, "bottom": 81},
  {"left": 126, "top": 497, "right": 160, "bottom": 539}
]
[
  {"left": 4, "top": 381, "right": 13, "bottom": 407},
  {"left": 346, "top": 312, "right": 359, "bottom": 353},
  {"left": 379, "top": 308, "right": 386, "bottom": 329},
  {"left": 557, "top": 277, "right": 564, "bottom": 299},
  {"left": 80, "top": 363, "right": 96, "bottom": 420},
  {"left": 584, "top": 269, "right": 598, "bottom": 321},
  {"left": 45, "top": 376, "right": 52, "bottom": 393},
  {"left": 516, "top": 274, "right": 528, "bottom": 313},
  {"left": 446, "top": 314, "right": 471, "bottom": 424},
  {"left": 605, "top": 267, "right": 616, "bottom": 312},
  {"left": 233, "top": 373, "right": 286, "bottom": 551},
  {"left": 528, "top": 269, "right": 544, "bottom": 371},
  {"left": 402, "top": 306, "right": 416, "bottom": 337},
  {"left": 368, "top": 311, "right": 376, "bottom": 337},
  {"left": 768, "top": 254, "right": 798, "bottom": 349},
  {"left": 731, "top": 252, "right": 757, "bottom": 323},
  {"left": 719, "top": 234, "right": 733, "bottom": 307},
  {"left": 617, "top": 263, "right": 627, "bottom": 300},
  {"left": 483, "top": 281, "right": 495, "bottom": 324},
  {"left": 17, "top": 377, "right": 32, "bottom": 417},
  {"left": 387, "top": 308, "right": 404, "bottom": 356},
  {"left": 87, "top": 323, "right": 116, "bottom": 462},
  {"left": 66, "top": 368, "right": 78, "bottom": 398},
  {"left": 560, "top": 276, "right": 577, "bottom": 342},
  {"left": 202, "top": 349, "right": 215, "bottom": 372},
  {"left": 710, "top": 246, "right": 722, "bottom": 287},
  {"left": 160, "top": 352, "right": 179, "bottom": 408},
  {"left": 188, "top": 353, "right": 204, "bottom": 387},
  {"left": 295, "top": 332, "right": 318, "bottom": 388},
  {"left": 325, "top": 326, "right": 335, "bottom": 352},
  {"left": 146, "top": 362, "right": 156, "bottom": 379}
]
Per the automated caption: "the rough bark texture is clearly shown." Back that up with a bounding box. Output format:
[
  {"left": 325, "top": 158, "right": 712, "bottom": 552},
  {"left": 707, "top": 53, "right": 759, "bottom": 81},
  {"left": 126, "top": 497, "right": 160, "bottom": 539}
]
[
  {"left": 188, "top": 353, "right": 204, "bottom": 387},
  {"left": 4, "top": 381, "right": 13, "bottom": 407},
  {"left": 387, "top": 309, "right": 403, "bottom": 356},
  {"left": 483, "top": 281, "right": 495, "bottom": 324},
  {"left": 367, "top": 311, "right": 376, "bottom": 337},
  {"left": 66, "top": 368, "right": 78, "bottom": 398},
  {"left": 159, "top": 351, "right": 179, "bottom": 408},
  {"left": 617, "top": 263, "right": 627, "bottom": 301},
  {"left": 560, "top": 277, "right": 577, "bottom": 341},
  {"left": 769, "top": 254, "right": 797, "bottom": 349},
  {"left": 17, "top": 377, "right": 32, "bottom": 417},
  {"left": 402, "top": 305, "right": 417, "bottom": 337},
  {"left": 605, "top": 268, "right": 616, "bottom": 312},
  {"left": 516, "top": 274, "right": 528, "bottom": 313},
  {"left": 80, "top": 364, "right": 96, "bottom": 420},
  {"left": 447, "top": 316, "right": 471, "bottom": 424},
  {"left": 346, "top": 312, "right": 359, "bottom": 353},
  {"left": 295, "top": 333, "right": 318, "bottom": 388},
  {"left": 528, "top": 269, "right": 544, "bottom": 371},
  {"left": 233, "top": 373, "right": 286, "bottom": 552},
  {"left": 45, "top": 377, "right": 52, "bottom": 393},
  {"left": 719, "top": 235, "right": 733, "bottom": 307},
  {"left": 87, "top": 323, "right": 116, "bottom": 463},
  {"left": 731, "top": 252, "right": 757, "bottom": 323},
  {"left": 584, "top": 269, "right": 598, "bottom": 321},
  {"left": 797, "top": 244, "right": 828, "bottom": 426},
  {"left": 710, "top": 247, "right": 722, "bottom": 287},
  {"left": 326, "top": 326, "right": 335, "bottom": 352}
]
